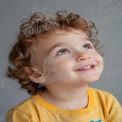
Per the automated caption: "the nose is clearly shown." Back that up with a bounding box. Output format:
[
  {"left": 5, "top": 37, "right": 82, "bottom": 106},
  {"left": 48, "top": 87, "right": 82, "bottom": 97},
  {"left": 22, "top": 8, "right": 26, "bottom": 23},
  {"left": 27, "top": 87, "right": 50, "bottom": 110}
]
[{"left": 76, "top": 51, "right": 91, "bottom": 62}]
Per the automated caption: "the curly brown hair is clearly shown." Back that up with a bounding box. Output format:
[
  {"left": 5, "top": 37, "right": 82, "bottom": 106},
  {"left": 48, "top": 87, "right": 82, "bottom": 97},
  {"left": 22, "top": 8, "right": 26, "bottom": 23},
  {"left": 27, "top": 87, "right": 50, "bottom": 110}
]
[{"left": 6, "top": 10, "right": 103, "bottom": 95}]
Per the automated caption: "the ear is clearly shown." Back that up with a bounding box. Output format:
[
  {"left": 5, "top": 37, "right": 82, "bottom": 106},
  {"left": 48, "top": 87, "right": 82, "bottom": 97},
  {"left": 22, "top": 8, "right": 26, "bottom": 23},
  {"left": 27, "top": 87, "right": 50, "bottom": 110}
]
[{"left": 25, "top": 66, "right": 45, "bottom": 84}]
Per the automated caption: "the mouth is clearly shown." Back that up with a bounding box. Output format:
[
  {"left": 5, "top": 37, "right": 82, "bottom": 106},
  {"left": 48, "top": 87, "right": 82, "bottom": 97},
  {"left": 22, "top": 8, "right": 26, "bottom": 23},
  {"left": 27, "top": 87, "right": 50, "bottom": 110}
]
[{"left": 75, "top": 64, "right": 96, "bottom": 72}]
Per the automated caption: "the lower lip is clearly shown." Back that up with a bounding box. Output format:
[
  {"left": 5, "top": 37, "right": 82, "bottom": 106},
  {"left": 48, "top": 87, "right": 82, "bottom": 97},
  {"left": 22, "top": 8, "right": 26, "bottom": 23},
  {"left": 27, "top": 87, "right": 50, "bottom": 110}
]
[{"left": 76, "top": 66, "right": 95, "bottom": 72}]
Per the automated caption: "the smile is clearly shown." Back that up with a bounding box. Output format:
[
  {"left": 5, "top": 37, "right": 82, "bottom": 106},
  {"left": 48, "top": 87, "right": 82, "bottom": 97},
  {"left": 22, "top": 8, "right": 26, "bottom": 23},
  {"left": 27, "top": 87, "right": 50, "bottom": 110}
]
[{"left": 75, "top": 64, "right": 96, "bottom": 72}]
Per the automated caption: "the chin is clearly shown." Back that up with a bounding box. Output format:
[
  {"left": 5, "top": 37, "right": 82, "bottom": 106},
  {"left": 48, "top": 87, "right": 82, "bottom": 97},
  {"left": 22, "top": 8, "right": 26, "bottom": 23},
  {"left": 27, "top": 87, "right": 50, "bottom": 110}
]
[
  {"left": 88, "top": 76, "right": 100, "bottom": 83},
  {"left": 81, "top": 76, "right": 100, "bottom": 84}
]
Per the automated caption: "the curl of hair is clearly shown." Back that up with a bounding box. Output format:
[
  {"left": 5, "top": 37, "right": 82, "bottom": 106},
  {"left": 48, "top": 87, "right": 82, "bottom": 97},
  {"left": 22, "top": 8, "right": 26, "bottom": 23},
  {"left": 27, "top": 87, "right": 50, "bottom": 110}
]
[{"left": 6, "top": 10, "right": 104, "bottom": 95}]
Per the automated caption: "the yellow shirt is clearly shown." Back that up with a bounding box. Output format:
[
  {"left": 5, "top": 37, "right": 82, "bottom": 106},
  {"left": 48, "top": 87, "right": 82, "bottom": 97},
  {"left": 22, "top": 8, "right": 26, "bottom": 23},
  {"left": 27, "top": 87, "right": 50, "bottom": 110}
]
[{"left": 6, "top": 87, "right": 122, "bottom": 122}]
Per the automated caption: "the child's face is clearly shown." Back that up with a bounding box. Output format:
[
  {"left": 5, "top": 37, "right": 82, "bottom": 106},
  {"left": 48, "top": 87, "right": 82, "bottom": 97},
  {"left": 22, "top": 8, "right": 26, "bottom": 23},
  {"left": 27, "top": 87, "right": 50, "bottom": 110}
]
[{"left": 30, "top": 29, "right": 103, "bottom": 88}]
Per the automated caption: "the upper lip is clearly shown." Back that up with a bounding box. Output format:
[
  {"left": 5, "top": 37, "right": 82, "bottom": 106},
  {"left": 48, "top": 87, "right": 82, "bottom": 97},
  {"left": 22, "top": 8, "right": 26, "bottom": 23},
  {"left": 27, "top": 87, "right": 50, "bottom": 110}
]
[{"left": 75, "top": 64, "right": 96, "bottom": 71}]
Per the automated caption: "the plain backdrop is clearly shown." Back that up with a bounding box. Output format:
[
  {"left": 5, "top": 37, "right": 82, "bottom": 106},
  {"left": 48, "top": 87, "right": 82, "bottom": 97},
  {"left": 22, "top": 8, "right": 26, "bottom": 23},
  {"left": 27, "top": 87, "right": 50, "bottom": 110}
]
[{"left": 0, "top": 0, "right": 122, "bottom": 121}]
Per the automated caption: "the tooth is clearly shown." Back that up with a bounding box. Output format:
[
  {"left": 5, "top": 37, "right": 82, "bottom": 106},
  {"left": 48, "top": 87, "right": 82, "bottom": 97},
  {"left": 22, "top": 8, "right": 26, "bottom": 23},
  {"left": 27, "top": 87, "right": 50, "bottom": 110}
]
[
  {"left": 87, "top": 66, "right": 91, "bottom": 68},
  {"left": 82, "top": 65, "right": 91, "bottom": 69}
]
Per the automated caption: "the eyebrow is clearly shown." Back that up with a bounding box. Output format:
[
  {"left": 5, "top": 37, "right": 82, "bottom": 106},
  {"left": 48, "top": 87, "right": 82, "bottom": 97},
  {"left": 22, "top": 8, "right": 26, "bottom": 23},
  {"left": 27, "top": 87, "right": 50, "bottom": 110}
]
[{"left": 47, "top": 42, "right": 65, "bottom": 55}]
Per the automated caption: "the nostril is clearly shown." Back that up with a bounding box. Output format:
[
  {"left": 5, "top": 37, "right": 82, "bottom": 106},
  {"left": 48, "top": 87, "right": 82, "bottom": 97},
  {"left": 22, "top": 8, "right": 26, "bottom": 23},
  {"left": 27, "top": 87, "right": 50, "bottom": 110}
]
[
  {"left": 79, "top": 55, "right": 91, "bottom": 60},
  {"left": 76, "top": 51, "right": 91, "bottom": 62}
]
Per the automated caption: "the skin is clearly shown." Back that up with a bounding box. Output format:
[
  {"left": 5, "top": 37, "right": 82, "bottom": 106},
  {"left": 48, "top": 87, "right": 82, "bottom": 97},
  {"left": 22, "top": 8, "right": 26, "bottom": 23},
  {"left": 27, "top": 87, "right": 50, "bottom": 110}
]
[{"left": 29, "top": 29, "right": 104, "bottom": 110}]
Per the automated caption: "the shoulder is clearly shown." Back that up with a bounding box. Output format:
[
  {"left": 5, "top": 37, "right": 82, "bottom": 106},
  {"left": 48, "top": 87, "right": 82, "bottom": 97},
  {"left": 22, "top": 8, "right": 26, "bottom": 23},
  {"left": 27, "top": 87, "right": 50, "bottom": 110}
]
[
  {"left": 9, "top": 96, "right": 35, "bottom": 113},
  {"left": 88, "top": 87, "right": 112, "bottom": 98},
  {"left": 88, "top": 87, "right": 122, "bottom": 109},
  {"left": 88, "top": 87, "right": 122, "bottom": 118},
  {"left": 6, "top": 94, "right": 39, "bottom": 121}
]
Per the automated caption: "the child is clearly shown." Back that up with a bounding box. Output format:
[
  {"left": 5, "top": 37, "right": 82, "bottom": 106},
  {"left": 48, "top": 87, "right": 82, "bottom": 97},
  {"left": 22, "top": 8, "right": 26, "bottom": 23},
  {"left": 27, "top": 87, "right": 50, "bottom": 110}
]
[{"left": 6, "top": 10, "right": 122, "bottom": 122}]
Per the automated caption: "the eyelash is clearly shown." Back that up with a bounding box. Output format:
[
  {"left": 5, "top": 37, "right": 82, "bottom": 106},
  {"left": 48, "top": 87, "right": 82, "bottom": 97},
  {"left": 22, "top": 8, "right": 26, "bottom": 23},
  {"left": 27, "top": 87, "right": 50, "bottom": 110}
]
[
  {"left": 84, "top": 43, "right": 94, "bottom": 49},
  {"left": 56, "top": 43, "right": 94, "bottom": 56}
]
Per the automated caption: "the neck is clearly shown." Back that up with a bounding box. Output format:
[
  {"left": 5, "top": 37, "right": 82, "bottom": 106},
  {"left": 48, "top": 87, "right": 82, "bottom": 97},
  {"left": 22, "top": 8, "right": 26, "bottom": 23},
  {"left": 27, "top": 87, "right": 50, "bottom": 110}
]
[{"left": 40, "top": 85, "right": 89, "bottom": 110}]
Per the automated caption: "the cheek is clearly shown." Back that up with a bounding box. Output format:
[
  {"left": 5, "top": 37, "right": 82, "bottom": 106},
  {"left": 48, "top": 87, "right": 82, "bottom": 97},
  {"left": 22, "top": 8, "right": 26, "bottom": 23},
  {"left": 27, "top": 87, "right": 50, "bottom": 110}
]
[
  {"left": 94, "top": 53, "right": 104, "bottom": 68},
  {"left": 41, "top": 57, "right": 70, "bottom": 75},
  {"left": 41, "top": 59, "right": 72, "bottom": 83},
  {"left": 92, "top": 50, "right": 103, "bottom": 62},
  {"left": 41, "top": 57, "right": 55, "bottom": 75},
  {"left": 44, "top": 60, "right": 72, "bottom": 81},
  {"left": 97, "top": 54, "right": 103, "bottom": 64}
]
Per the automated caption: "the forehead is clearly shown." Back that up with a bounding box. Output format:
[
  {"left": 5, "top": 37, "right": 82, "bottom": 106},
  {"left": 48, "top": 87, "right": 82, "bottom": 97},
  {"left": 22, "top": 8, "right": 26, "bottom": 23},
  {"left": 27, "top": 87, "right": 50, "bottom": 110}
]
[
  {"left": 37, "top": 29, "right": 89, "bottom": 45},
  {"left": 33, "top": 29, "right": 90, "bottom": 53}
]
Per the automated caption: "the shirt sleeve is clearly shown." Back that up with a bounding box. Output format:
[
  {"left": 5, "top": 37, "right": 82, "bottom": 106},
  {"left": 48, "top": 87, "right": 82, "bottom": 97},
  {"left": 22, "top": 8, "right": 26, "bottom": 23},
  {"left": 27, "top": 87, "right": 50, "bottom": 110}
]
[
  {"left": 6, "top": 109, "right": 32, "bottom": 122},
  {"left": 106, "top": 94, "right": 122, "bottom": 122}
]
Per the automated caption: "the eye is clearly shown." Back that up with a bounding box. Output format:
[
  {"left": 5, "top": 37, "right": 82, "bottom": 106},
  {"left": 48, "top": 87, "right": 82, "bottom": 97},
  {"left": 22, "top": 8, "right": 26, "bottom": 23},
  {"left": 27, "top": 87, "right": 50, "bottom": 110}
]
[
  {"left": 56, "top": 48, "right": 70, "bottom": 56},
  {"left": 83, "top": 43, "right": 94, "bottom": 50}
]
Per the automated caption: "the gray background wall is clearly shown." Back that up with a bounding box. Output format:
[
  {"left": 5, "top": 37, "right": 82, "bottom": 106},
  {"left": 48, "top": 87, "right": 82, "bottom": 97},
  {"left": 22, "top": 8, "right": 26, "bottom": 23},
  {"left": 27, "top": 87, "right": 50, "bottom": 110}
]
[{"left": 0, "top": 0, "right": 122, "bottom": 121}]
